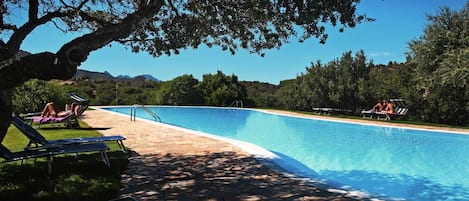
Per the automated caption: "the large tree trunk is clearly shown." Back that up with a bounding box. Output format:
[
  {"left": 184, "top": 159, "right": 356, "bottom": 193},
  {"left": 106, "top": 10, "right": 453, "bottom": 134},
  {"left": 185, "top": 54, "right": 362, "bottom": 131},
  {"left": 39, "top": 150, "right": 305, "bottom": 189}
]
[
  {"left": 0, "top": 52, "right": 77, "bottom": 89},
  {"left": 0, "top": 89, "right": 12, "bottom": 142}
]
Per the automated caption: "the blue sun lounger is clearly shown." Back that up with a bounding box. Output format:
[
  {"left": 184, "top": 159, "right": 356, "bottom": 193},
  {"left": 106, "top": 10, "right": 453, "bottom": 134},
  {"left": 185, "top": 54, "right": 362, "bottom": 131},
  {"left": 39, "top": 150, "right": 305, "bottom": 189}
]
[
  {"left": 12, "top": 115, "right": 127, "bottom": 153},
  {"left": 0, "top": 142, "right": 110, "bottom": 174}
]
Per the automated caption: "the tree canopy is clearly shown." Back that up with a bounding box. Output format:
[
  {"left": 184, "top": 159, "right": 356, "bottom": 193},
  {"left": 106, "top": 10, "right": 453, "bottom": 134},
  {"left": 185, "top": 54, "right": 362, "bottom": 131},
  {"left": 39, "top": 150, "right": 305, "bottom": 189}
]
[
  {"left": 408, "top": 3, "right": 469, "bottom": 125},
  {"left": 274, "top": 3, "right": 469, "bottom": 126}
]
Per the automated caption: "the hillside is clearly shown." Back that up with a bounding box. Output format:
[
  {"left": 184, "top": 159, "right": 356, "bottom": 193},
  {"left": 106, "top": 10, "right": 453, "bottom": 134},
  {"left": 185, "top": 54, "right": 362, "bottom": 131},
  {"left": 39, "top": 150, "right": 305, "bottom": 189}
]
[{"left": 73, "top": 69, "right": 159, "bottom": 82}]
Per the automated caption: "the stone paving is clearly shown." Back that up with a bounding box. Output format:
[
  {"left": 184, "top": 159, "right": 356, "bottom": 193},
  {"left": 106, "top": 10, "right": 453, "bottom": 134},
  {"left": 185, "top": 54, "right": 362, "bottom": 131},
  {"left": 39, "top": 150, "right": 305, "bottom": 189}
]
[{"left": 81, "top": 108, "right": 468, "bottom": 201}]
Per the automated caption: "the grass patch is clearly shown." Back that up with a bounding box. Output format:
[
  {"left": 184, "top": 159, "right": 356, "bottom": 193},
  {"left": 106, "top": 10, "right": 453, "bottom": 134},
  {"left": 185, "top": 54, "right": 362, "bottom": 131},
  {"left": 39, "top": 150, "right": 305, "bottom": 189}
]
[{"left": 0, "top": 120, "right": 129, "bottom": 201}]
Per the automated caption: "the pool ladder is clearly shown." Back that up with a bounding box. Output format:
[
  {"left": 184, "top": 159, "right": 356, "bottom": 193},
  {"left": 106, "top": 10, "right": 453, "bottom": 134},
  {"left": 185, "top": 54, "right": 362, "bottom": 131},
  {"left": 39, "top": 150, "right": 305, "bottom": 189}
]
[
  {"left": 229, "top": 100, "right": 243, "bottom": 108},
  {"left": 130, "top": 104, "right": 161, "bottom": 122}
]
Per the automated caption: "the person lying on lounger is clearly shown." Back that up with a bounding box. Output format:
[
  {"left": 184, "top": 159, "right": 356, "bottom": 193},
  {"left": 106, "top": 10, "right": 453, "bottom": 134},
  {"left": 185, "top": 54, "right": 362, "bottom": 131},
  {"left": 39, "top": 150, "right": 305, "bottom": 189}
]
[
  {"left": 371, "top": 100, "right": 384, "bottom": 112},
  {"left": 382, "top": 100, "right": 395, "bottom": 113},
  {"left": 40, "top": 102, "right": 77, "bottom": 117}
]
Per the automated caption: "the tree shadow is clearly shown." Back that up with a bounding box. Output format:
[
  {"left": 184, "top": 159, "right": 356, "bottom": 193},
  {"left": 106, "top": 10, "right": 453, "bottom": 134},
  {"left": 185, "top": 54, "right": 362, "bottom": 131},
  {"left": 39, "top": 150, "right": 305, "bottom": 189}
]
[
  {"left": 320, "top": 169, "right": 469, "bottom": 201},
  {"left": 262, "top": 151, "right": 469, "bottom": 201},
  {"left": 0, "top": 151, "right": 129, "bottom": 201},
  {"left": 119, "top": 152, "right": 363, "bottom": 200}
]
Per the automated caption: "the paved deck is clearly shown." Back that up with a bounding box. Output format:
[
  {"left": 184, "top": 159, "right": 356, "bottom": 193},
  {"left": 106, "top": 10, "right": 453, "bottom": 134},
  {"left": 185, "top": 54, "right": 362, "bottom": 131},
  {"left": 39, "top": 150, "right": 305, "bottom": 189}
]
[{"left": 81, "top": 108, "right": 468, "bottom": 201}]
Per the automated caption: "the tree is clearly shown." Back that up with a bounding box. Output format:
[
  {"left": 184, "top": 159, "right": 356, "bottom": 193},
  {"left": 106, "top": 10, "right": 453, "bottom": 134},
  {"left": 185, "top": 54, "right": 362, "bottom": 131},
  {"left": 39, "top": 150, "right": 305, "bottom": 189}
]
[
  {"left": 408, "top": 3, "right": 469, "bottom": 125},
  {"left": 93, "top": 81, "right": 118, "bottom": 105},
  {"left": 0, "top": 0, "right": 371, "bottom": 141},
  {"left": 241, "top": 81, "right": 278, "bottom": 108},
  {"left": 198, "top": 71, "right": 246, "bottom": 106},
  {"left": 276, "top": 78, "right": 306, "bottom": 110},
  {"left": 277, "top": 51, "right": 371, "bottom": 112},
  {"left": 12, "top": 79, "right": 67, "bottom": 114},
  {"left": 157, "top": 74, "right": 202, "bottom": 105}
]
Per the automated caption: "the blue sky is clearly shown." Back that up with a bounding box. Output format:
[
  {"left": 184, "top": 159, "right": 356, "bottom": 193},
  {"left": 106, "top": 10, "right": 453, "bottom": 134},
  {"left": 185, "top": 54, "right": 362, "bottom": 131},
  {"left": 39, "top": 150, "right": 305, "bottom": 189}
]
[{"left": 19, "top": 0, "right": 467, "bottom": 84}]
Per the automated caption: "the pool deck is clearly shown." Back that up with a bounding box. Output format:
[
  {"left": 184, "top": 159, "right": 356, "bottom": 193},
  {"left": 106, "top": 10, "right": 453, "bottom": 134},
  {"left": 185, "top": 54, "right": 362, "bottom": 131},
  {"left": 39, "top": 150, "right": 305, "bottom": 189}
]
[{"left": 81, "top": 107, "right": 468, "bottom": 201}]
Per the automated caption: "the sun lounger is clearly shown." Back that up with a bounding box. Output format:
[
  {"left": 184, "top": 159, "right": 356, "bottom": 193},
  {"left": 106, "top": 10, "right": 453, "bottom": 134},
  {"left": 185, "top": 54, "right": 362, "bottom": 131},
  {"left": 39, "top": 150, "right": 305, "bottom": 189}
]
[
  {"left": 31, "top": 110, "right": 84, "bottom": 128},
  {"left": 30, "top": 113, "right": 75, "bottom": 126},
  {"left": 313, "top": 107, "right": 352, "bottom": 115},
  {"left": 68, "top": 93, "right": 90, "bottom": 116},
  {"left": 108, "top": 196, "right": 140, "bottom": 201},
  {"left": 21, "top": 93, "right": 91, "bottom": 128},
  {"left": 362, "top": 99, "right": 409, "bottom": 120},
  {"left": 12, "top": 115, "right": 127, "bottom": 153},
  {"left": 375, "top": 107, "right": 409, "bottom": 120},
  {"left": 0, "top": 142, "right": 110, "bottom": 174},
  {"left": 361, "top": 110, "right": 375, "bottom": 119}
]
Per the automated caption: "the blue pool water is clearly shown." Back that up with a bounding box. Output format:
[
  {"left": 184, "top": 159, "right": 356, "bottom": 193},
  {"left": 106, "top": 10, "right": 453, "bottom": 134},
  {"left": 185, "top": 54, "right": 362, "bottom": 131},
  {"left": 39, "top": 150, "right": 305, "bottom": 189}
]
[{"left": 103, "top": 106, "right": 469, "bottom": 201}]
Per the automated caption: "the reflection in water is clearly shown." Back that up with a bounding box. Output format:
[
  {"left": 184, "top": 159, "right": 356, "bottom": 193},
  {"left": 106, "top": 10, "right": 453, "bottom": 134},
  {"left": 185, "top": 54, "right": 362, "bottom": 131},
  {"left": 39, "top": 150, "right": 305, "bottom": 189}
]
[{"left": 104, "top": 106, "right": 469, "bottom": 201}]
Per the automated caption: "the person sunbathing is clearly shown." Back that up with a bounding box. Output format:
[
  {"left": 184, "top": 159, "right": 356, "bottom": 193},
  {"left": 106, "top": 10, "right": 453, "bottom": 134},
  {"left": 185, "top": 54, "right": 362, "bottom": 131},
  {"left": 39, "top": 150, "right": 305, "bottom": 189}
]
[
  {"left": 371, "top": 100, "right": 384, "bottom": 112},
  {"left": 382, "top": 100, "right": 395, "bottom": 113},
  {"left": 40, "top": 102, "right": 77, "bottom": 118}
]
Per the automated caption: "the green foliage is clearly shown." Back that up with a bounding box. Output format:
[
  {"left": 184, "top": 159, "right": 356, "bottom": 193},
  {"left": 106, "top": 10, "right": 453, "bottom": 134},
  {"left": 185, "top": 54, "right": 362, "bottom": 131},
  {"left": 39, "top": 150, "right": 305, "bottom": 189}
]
[
  {"left": 277, "top": 51, "right": 373, "bottom": 112},
  {"left": 12, "top": 79, "right": 68, "bottom": 114},
  {"left": 93, "top": 81, "right": 117, "bottom": 105},
  {"left": 198, "top": 71, "right": 247, "bottom": 106},
  {"left": 241, "top": 81, "right": 278, "bottom": 108},
  {"left": 61, "top": 83, "right": 95, "bottom": 102},
  {"left": 156, "top": 75, "right": 202, "bottom": 105},
  {"left": 408, "top": 4, "right": 469, "bottom": 125},
  {"left": 18, "top": 71, "right": 251, "bottom": 107}
]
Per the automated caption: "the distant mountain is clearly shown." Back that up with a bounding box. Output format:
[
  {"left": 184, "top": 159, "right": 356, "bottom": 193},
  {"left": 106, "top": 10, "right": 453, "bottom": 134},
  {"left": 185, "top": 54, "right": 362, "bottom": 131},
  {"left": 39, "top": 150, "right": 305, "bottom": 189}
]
[
  {"left": 115, "top": 74, "right": 159, "bottom": 82},
  {"left": 103, "top": 71, "right": 113, "bottom": 76},
  {"left": 73, "top": 69, "right": 160, "bottom": 82},
  {"left": 116, "top": 75, "right": 132, "bottom": 79},
  {"left": 141, "top": 74, "right": 159, "bottom": 82},
  {"left": 74, "top": 69, "right": 115, "bottom": 80}
]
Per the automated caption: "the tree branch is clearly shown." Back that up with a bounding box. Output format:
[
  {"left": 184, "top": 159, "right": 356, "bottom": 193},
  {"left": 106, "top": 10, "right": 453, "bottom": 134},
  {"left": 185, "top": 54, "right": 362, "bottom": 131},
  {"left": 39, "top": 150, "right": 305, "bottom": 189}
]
[
  {"left": 29, "top": 0, "right": 39, "bottom": 20},
  {"left": 0, "top": 40, "right": 13, "bottom": 62},
  {"left": 0, "top": 52, "right": 76, "bottom": 89},
  {"left": 167, "top": 0, "right": 181, "bottom": 17},
  {"left": 56, "top": 0, "right": 165, "bottom": 66},
  {"left": 1, "top": 0, "right": 166, "bottom": 90},
  {"left": 7, "top": 11, "right": 69, "bottom": 53},
  {"left": 78, "top": 11, "right": 112, "bottom": 27}
]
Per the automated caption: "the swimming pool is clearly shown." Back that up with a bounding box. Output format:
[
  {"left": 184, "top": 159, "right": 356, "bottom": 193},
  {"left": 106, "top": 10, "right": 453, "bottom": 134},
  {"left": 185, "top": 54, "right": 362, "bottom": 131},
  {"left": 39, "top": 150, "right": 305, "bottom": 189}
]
[{"left": 103, "top": 106, "right": 469, "bottom": 201}]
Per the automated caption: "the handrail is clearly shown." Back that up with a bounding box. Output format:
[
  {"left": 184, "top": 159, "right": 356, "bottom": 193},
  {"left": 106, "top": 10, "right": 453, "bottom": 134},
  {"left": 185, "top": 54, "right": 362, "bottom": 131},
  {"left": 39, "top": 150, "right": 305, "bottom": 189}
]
[
  {"left": 229, "top": 100, "right": 243, "bottom": 108},
  {"left": 131, "top": 104, "right": 161, "bottom": 122}
]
